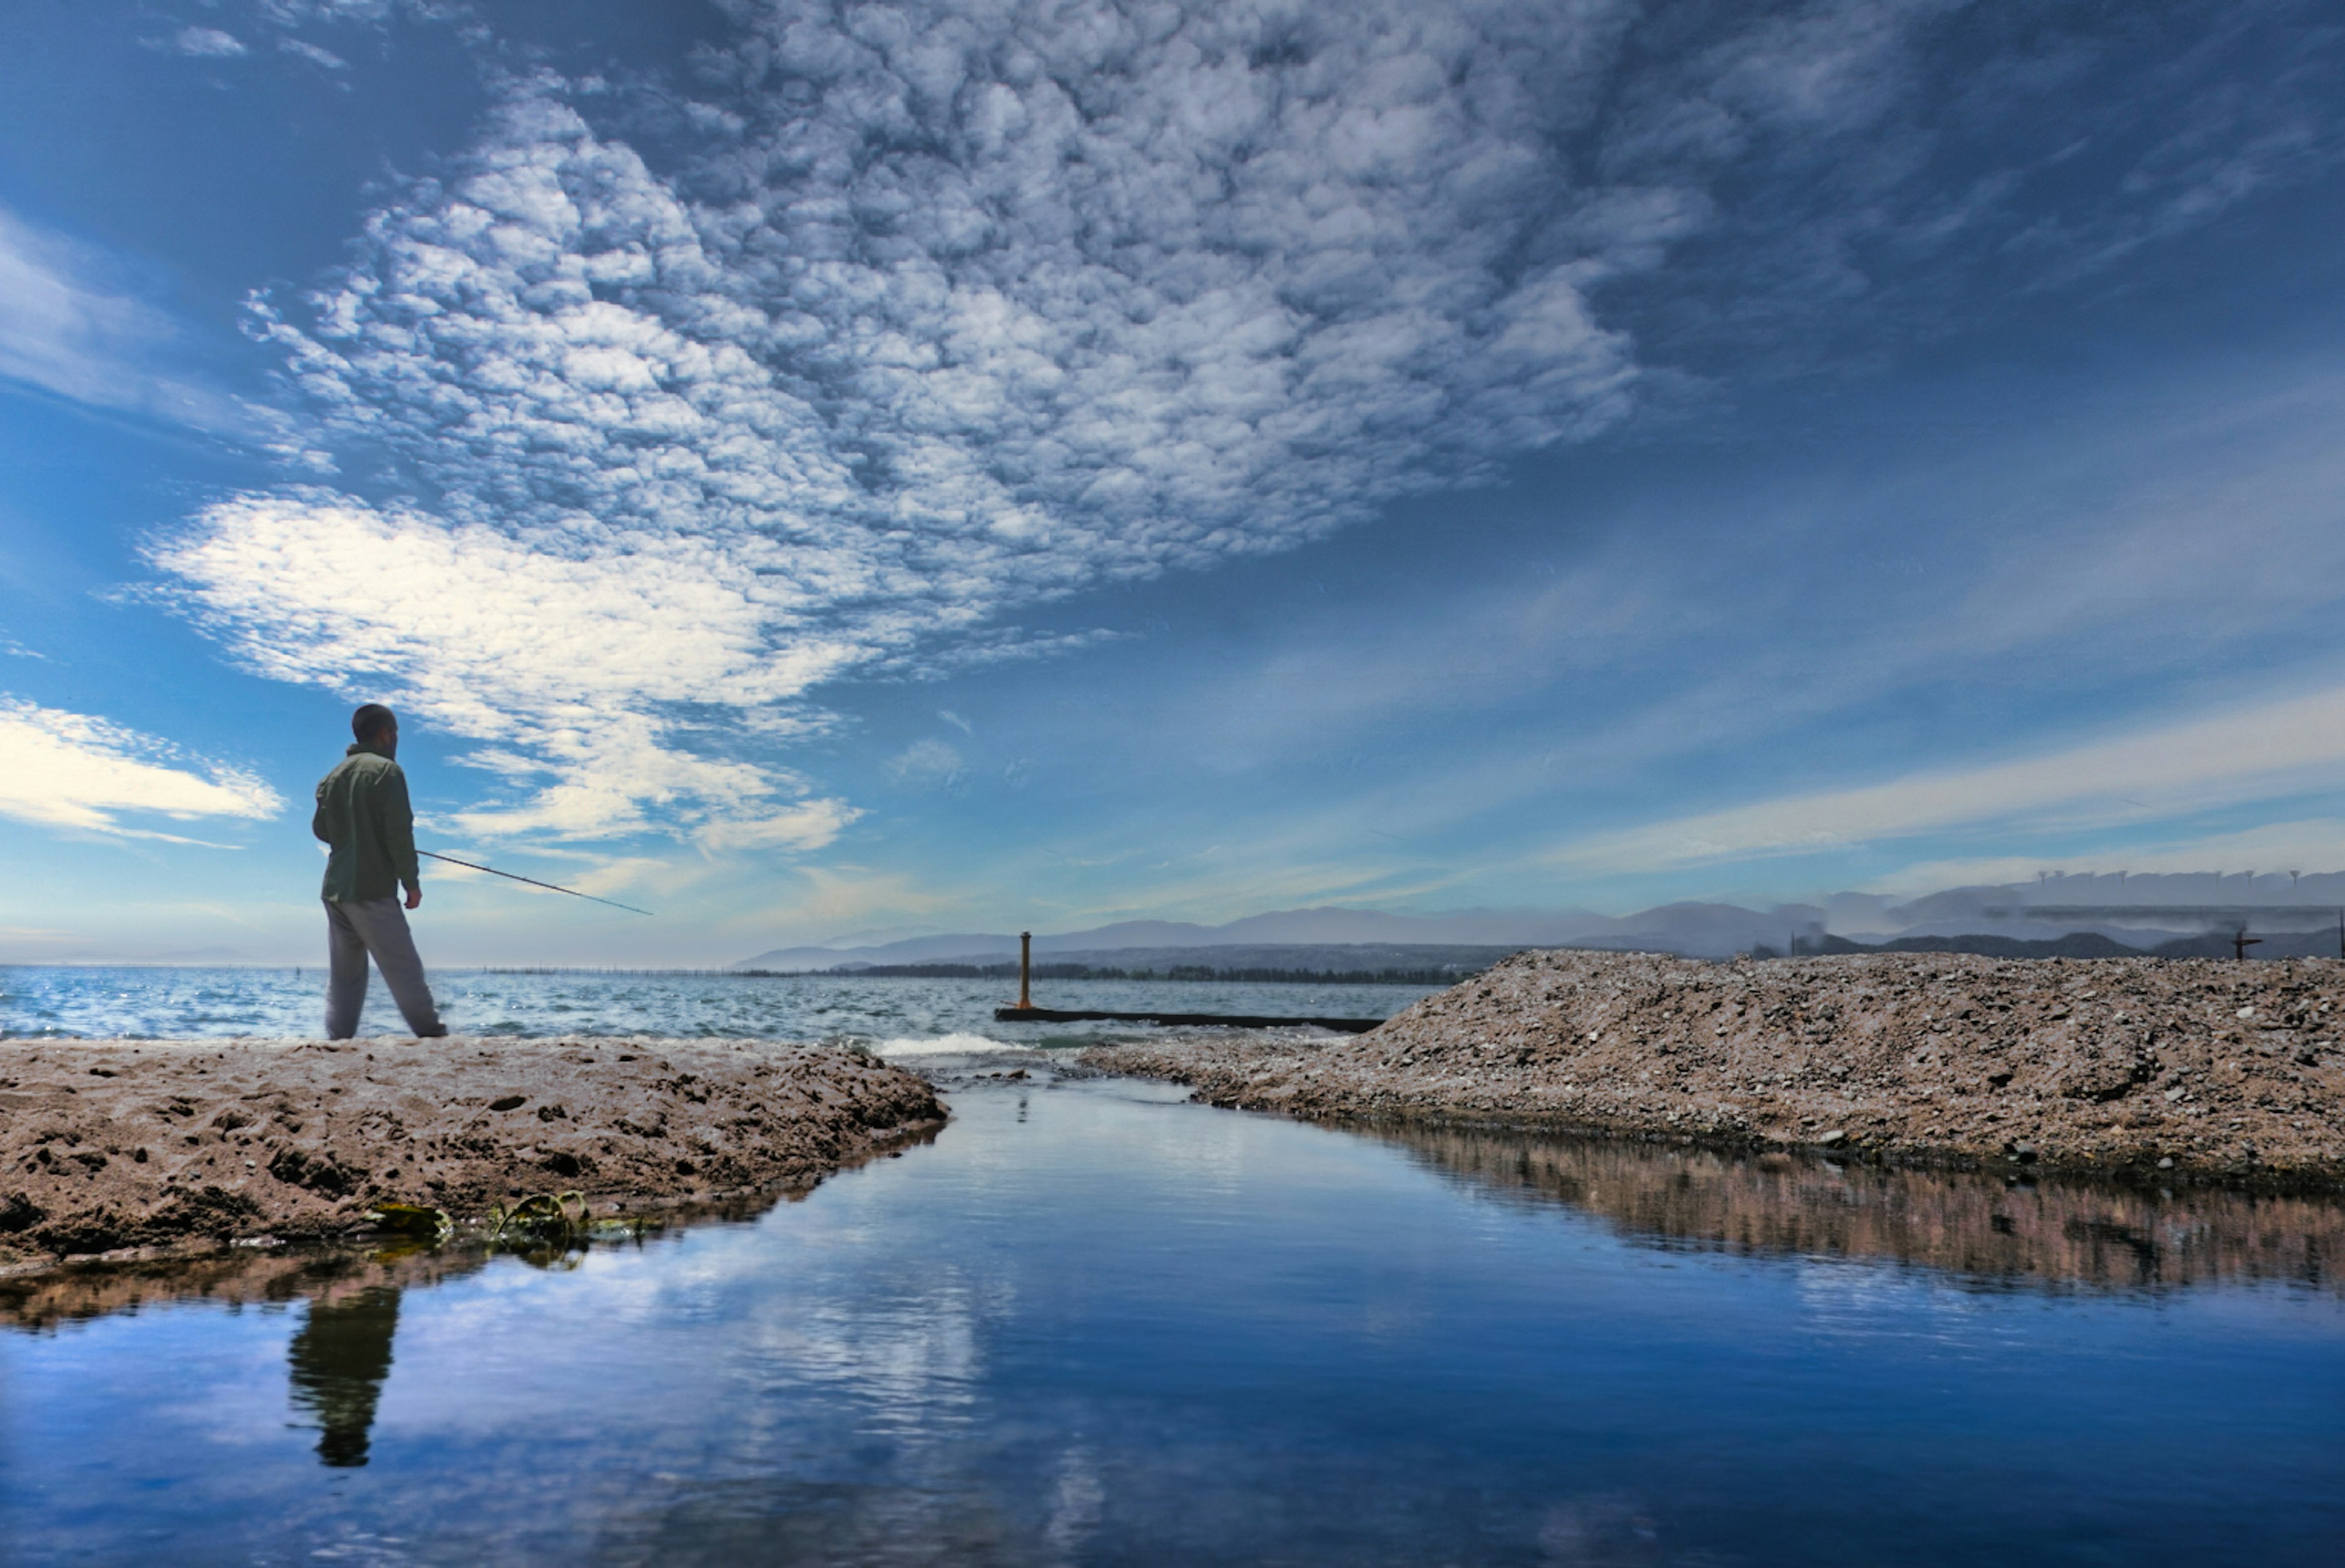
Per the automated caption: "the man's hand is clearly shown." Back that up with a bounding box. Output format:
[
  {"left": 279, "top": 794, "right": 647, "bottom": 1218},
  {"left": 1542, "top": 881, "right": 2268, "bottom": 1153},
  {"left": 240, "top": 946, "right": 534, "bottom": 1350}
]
[{"left": 405, "top": 884, "right": 423, "bottom": 910}]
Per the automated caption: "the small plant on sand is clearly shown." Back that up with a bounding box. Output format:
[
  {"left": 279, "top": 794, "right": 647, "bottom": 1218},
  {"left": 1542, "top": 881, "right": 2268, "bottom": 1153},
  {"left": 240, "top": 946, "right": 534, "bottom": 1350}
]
[
  {"left": 485, "top": 1190, "right": 591, "bottom": 1244},
  {"left": 369, "top": 1201, "right": 453, "bottom": 1243}
]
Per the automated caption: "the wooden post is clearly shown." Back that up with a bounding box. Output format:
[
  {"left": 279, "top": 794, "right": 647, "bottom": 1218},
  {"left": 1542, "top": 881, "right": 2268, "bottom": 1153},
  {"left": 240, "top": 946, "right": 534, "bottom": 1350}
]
[{"left": 1018, "top": 931, "right": 1032, "bottom": 1010}]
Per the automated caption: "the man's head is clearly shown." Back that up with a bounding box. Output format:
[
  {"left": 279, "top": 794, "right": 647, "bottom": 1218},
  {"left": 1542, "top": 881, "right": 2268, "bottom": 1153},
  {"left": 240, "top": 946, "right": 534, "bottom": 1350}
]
[{"left": 351, "top": 704, "right": 398, "bottom": 751}]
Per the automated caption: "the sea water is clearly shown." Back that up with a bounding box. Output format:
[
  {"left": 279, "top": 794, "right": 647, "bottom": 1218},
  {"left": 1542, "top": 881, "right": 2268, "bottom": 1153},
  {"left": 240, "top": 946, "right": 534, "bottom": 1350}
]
[
  {"left": 0, "top": 966, "right": 1435, "bottom": 1046},
  {"left": 4, "top": 982, "right": 2343, "bottom": 1564}
]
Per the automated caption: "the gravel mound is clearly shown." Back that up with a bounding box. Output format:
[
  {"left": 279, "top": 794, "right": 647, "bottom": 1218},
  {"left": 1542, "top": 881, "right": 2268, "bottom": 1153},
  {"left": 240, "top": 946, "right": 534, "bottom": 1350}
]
[
  {"left": 0, "top": 1036, "right": 944, "bottom": 1269},
  {"left": 1082, "top": 950, "right": 2345, "bottom": 1185}
]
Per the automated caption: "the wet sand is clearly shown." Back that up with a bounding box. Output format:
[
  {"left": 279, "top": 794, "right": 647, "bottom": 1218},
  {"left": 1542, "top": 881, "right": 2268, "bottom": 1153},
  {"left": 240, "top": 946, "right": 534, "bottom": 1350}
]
[
  {"left": 0, "top": 1036, "right": 944, "bottom": 1271},
  {"left": 1083, "top": 950, "right": 2345, "bottom": 1188}
]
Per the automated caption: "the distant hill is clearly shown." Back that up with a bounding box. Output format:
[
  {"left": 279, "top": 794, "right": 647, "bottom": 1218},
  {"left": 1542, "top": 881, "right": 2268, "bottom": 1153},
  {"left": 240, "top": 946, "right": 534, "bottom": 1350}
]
[
  {"left": 1802, "top": 932, "right": 2143, "bottom": 960},
  {"left": 731, "top": 902, "right": 1814, "bottom": 969},
  {"left": 732, "top": 872, "right": 2345, "bottom": 971},
  {"left": 742, "top": 943, "right": 1531, "bottom": 981}
]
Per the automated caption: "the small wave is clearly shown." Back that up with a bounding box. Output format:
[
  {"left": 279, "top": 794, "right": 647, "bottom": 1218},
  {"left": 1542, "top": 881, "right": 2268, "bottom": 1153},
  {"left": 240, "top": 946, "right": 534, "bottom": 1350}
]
[{"left": 872, "top": 1031, "right": 1019, "bottom": 1057}]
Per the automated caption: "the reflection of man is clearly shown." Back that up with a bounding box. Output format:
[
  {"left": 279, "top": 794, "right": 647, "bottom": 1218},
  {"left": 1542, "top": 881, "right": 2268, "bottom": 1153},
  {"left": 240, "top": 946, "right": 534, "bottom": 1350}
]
[
  {"left": 313, "top": 703, "right": 446, "bottom": 1039},
  {"left": 287, "top": 1284, "right": 401, "bottom": 1468}
]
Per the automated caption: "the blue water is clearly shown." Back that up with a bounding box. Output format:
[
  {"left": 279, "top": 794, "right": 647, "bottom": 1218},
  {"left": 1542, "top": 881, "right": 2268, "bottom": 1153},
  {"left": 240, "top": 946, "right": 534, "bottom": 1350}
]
[
  {"left": 0, "top": 966, "right": 1435, "bottom": 1045},
  {"left": 4, "top": 973, "right": 2344, "bottom": 1562},
  {"left": 4, "top": 1065, "right": 2343, "bottom": 1565}
]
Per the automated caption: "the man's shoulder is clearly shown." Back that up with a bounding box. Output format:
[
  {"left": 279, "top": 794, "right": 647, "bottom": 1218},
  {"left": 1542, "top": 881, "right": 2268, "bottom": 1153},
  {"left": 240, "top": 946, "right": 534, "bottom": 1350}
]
[{"left": 323, "top": 750, "right": 403, "bottom": 786}]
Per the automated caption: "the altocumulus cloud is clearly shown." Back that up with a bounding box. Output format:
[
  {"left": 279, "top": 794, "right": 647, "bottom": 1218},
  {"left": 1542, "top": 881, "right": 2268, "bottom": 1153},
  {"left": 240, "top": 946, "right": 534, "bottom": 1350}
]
[
  {"left": 150, "top": 0, "right": 2345, "bottom": 847},
  {"left": 158, "top": 0, "right": 1660, "bottom": 843},
  {"left": 150, "top": 492, "right": 856, "bottom": 844},
  {"left": 0, "top": 698, "right": 283, "bottom": 839}
]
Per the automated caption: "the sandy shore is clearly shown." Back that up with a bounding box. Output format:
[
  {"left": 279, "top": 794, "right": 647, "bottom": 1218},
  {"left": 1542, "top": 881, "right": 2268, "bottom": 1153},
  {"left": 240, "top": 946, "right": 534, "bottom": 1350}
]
[
  {"left": 1082, "top": 950, "right": 2345, "bottom": 1187},
  {"left": 0, "top": 1036, "right": 943, "bottom": 1270}
]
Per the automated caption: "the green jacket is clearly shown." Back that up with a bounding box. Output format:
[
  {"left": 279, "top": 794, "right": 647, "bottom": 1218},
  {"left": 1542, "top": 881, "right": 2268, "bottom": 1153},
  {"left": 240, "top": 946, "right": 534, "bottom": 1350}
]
[{"left": 312, "top": 743, "right": 420, "bottom": 903}]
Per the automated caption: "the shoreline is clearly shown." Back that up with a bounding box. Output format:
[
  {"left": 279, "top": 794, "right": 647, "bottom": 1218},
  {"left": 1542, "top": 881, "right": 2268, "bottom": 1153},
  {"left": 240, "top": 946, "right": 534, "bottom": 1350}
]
[
  {"left": 0, "top": 1035, "right": 945, "bottom": 1274},
  {"left": 1080, "top": 949, "right": 2345, "bottom": 1192}
]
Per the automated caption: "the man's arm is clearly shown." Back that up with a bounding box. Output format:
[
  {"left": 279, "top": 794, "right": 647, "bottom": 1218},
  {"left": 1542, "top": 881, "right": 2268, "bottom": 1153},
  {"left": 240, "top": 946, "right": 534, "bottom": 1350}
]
[
  {"left": 312, "top": 779, "right": 333, "bottom": 844},
  {"left": 379, "top": 766, "right": 422, "bottom": 909}
]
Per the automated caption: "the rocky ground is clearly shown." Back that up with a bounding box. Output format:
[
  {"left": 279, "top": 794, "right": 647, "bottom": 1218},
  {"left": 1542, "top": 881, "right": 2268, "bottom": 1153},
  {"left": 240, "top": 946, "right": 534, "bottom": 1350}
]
[
  {"left": 1081, "top": 950, "right": 2345, "bottom": 1186},
  {"left": 0, "top": 1036, "right": 944, "bottom": 1270}
]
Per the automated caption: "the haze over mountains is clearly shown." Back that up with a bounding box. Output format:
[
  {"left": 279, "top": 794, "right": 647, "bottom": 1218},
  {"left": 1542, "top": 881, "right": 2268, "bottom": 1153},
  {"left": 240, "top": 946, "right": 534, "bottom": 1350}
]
[{"left": 733, "top": 872, "right": 2345, "bottom": 970}]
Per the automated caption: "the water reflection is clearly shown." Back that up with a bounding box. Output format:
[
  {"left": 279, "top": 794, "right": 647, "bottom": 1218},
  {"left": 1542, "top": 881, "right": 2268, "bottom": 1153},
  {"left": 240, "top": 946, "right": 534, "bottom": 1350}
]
[
  {"left": 0, "top": 1245, "right": 480, "bottom": 1472},
  {"left": 598, "top": 1477, "right": 1023, "bottom": 1567},
  {"left": 288, "top": 1283, "right": 400, "bottom": 1467},
  {"left": 3, "top": 1081, "right": 2343, "bottom": 1566},
  {"left": 1384, "top": 1125, "right": 2345, "bottom": 1293},
  {"left": 0, "top": 1238, "right": 485, "bottom": 1331}
]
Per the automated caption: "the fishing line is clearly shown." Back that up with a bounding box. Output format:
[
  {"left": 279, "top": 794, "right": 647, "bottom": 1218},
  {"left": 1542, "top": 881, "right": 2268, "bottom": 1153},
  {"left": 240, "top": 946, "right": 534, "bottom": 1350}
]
[{"left": 418, "top": 850, "right": 655, "bottom": 916}]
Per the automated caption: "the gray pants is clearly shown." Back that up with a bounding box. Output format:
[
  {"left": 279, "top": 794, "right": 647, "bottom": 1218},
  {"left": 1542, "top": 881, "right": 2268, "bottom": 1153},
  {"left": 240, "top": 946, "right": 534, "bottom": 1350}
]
[{"left": 323, "top": 897, "right": 446, "bottom": 1039}]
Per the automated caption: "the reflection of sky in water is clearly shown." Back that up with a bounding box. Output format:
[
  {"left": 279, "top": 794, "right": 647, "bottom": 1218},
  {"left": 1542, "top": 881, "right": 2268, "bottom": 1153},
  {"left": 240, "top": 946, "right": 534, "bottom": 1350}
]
[{"left": 4, "top": 1075, "right": 2343, "bottom": 1564}]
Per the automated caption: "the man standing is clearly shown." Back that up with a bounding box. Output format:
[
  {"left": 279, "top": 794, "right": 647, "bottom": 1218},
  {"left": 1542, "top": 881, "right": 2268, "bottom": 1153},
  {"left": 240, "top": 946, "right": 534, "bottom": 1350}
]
[{"left": 313, "top": 703, "right": 447, "bottom": 1039}]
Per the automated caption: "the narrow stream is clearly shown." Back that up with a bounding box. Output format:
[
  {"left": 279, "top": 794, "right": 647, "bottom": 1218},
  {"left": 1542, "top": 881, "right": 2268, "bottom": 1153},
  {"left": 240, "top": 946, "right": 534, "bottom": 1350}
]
[{"left": 5, "top": 1059, "right": 2342, "bottom": 1565}]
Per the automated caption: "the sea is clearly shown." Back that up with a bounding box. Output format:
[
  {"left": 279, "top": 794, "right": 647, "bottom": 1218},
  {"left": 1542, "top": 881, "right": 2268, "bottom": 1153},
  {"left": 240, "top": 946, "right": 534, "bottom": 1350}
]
[
  {"left": 4, "top": 967, "right": 2343, "bottom": 1565},
  {"left": 0, "top": 965, "right": 1434, "bottom": 1047}
]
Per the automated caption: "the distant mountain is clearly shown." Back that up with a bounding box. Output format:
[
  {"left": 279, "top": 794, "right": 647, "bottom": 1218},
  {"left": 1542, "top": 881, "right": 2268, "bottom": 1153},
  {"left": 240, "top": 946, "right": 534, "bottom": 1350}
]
[
  {"left": 810, "top": 943, "right": 1527, "bottom": 982},
  {"left": 731, "top": 872, "right": 2345, "bottom": 971},
  {"left": 1579, "top": 901, "right": 1825, "bottom": 958},
  {"left": 733, "top": 902, "right": 1778, "bottom": 968}
]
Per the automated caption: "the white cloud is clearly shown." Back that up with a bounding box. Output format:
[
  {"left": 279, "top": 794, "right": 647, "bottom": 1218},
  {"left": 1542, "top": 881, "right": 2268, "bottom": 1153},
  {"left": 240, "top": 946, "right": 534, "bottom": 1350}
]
[
  {"left": 175, "top": 26, "right": 250, "bottom": 57},
  {"left": 0, "top": 206, "right": 264, "bottom": 436},
  {"left": 161, "top": 7, "right": 1678, "bottom": 840},
  {"left": 0, "top": 697, "right": 283, "bottom": 837},
  {"left": 150, "top": 1, "right": 2345, "bottom": 850},
  {"left": 885, "top": 739, "right": 964, "bottom": 791},
  {"left": 694, "top": 798, "right": 859, "bottom": 852},
  {"left": 241, "top": 27, "right": 1651, "bottom": 576},
  {"left": 150, "top": 492, "right": 853, "bottom": 843},
  {"left": 279, "top": 38, "right": 350, "bottom": 70},
  {"left": 253, "top": 1, "right": 411, "bottom": 21},
  {"left": 1552, "top": 680, "right": 2345, "bottom": 873}
]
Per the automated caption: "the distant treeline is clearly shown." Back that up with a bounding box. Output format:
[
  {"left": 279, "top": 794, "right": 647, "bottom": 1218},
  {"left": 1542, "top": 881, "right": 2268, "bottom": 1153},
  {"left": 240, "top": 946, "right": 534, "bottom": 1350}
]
[
  {"left": 799, "top": 962, "right": 1480, "bottom": 984},
  {"left": 1756, "top": 931, "right": 2345, "bottom": 961}
]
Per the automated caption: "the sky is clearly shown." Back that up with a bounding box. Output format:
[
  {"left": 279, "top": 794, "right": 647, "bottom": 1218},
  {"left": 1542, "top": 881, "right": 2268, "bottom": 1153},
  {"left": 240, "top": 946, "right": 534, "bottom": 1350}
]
[{"left": 3, "top": 0, "right": 2344, "bottom": 965}]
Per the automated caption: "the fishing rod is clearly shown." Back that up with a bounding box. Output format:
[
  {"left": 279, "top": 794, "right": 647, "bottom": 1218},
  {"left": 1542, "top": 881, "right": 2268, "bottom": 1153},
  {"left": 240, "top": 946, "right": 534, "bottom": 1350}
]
[{"left": 418, "top": 850, "right": 655, "bottom": 916}]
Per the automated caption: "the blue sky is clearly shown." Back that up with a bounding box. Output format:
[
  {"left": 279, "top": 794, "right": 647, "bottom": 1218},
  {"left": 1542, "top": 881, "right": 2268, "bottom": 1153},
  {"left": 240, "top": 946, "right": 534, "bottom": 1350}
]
[{"left": 4, "top": 0, "right": 2344, "bottom": 965}]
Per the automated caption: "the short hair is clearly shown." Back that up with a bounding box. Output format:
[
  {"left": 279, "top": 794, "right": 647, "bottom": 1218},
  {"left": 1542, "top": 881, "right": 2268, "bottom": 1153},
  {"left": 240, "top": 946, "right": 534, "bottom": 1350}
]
[{"left": 351, "top": 703, "right": 397, "bottom": 742}]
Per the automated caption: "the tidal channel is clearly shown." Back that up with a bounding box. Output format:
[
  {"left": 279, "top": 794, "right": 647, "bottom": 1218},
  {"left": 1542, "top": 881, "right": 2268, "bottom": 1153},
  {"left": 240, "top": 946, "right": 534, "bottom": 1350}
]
[{"left": 4, "top": 1059, "right": 2342, "bottom": 1564}]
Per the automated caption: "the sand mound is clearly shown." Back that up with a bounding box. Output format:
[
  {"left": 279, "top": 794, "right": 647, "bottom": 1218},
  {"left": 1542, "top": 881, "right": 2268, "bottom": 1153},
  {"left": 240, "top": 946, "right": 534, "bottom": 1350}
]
[
  {"left": 0, "top": 1036, "right": 943, "bottom": 1269},
  {"left": 1083, "top": 950, "right": 2345, "bottom": 1185}
]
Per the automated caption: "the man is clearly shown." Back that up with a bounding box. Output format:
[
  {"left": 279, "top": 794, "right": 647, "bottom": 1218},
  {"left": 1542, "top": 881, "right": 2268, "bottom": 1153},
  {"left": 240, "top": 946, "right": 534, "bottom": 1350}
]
[{"left": 313, "top": 703, "right": 447, "bottom": 1039}]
